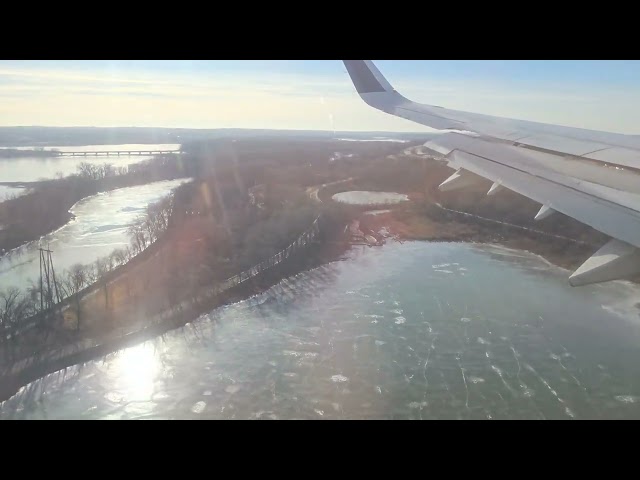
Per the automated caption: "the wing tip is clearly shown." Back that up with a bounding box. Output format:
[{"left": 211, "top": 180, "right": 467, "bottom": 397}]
[{"left": 343, "top": 60, "right": 393, "bottom": 95}]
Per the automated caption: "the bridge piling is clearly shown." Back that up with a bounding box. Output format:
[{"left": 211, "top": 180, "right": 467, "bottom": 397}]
[{"left": 57, "top": 149, "right": 181, "bottom": 157}]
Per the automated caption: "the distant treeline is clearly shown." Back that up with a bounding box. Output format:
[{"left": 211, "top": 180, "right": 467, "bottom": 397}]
[
  {"left": 0, "top": 126, "right": 433, "bottom": 148},
  {"left": 179, "top": 137, "right": 424, "bottom": 185}
]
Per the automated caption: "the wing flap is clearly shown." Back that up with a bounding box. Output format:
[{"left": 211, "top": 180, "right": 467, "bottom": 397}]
[
  {"left": 425, "top": 134, "right": 640, "bottom": 249},
  {"left": 512, "top": 133, "right": 608, "bottom": 156},
  {"left": 569, "top": 239, "right": 640, "bottom": 286},
  {"left": 426, "top": 133, "right": 640, "bottom": 208},
  {"left": 583, "top": 147, "right": 640, "bottom": 169}
]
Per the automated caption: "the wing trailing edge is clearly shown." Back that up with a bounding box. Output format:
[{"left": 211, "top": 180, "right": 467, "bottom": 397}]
[{"left": 425, "top": 135, "right": 640, "bottom": 285}]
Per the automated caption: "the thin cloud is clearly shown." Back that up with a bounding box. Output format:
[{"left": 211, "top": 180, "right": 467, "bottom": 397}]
[{"left": 0, "top": 62, "right": 638, "bottom": 134}]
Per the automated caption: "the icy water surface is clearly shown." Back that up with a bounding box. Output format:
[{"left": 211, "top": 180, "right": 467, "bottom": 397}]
[
  {"left": 0, "top": 185, "right": 26, "bottom": 202},
  {"left": 0, "top": 178, "right": 190, "bottom": 292},
  {"left": 3, "top": 241, "right": 640, "bottom": 419},
  {"left": 332, "top": 191, "right": 409, "bottom": 206}
]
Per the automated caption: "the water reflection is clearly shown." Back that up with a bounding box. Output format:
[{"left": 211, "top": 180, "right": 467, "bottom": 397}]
[{"left": 107, "top": 343, "right": 160, "bottom": 403}]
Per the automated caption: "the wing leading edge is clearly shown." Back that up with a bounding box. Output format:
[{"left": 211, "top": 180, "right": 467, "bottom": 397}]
[{"left": 342, "top": 60, "right": 640, "bottom": 286}]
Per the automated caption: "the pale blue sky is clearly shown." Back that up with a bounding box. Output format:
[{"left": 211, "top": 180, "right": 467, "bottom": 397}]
[{"left": 1, "top": 60, "right": 639, "bottom": 133}]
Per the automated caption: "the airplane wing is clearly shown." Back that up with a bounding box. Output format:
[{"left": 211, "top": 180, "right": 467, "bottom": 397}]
[{"left": 343, "top": 60, "right": 640, "bottom": 286}]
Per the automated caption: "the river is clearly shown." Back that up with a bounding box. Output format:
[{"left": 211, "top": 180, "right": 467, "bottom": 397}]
[
  {"left": 0, "top": 185, "right": 26, "bottom": 202},
  {"left": 0, "top": 178, "right": 190, "bottom": 292},
  {"left": 2, "top": 241, "right": 640, "bottom": 419},
  {"left": 0, "top": 144, "right": 180, "bottom": 183}
]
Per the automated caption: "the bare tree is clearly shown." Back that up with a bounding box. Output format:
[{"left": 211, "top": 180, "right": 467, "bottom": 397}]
[
  {"left": 111, "top": 249, "right": 125, "bottom": 268},
  {"left": 77, "top": 162, "right": 99, "bottom": 180},
  {"left": 127, "top": 223, "right": 148, "bottom": 254},
  {"left": 143, "top": 217, "right": 157, "bottom": 244},
  {"left": 100, "top": 163, "right": 114, "bottom": 179},
  {"left": 61, "top": 264, "right": 90, "bottom": 331},
  {"left": 0, "top": 287, "right": 36, "bottom": 362},
  {"left": 0, "top": 288, "right": 23, "bottom": 327},
  {"left": 76, "top": 162, "right": 115, "bottom": 181},
  {"left": 93, "top": 258, "right": 111, "bottom": 310},
  {"left": 112, "top": 248, "right": 124, "bottom": 266}
]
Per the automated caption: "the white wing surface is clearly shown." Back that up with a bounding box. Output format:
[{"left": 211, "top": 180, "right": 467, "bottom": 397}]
[{"left": 343, "top": 60, "right": 640, "bottom": 286}]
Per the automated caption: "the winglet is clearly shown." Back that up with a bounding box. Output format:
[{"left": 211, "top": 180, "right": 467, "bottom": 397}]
[
  {"left": 343, "top": 60, "right": 396, "bottom": 94},
  {"left": 342, "top": 60, "right": 463, "bottom": 130}
]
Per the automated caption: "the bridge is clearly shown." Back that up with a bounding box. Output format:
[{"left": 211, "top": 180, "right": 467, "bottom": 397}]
[{"left": 56, "top": 150, "right": 181, "bottom": 157}]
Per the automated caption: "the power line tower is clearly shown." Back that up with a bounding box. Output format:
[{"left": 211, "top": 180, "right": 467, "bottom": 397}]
[{"left": 39, "top": 245, "right": 62, "bottom": 313}]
